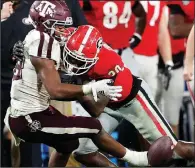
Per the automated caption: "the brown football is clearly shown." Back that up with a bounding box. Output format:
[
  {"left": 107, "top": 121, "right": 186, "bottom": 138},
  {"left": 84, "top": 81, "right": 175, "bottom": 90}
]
[{"left": 148, "top": 136, "right": 174, "bottom": 166}]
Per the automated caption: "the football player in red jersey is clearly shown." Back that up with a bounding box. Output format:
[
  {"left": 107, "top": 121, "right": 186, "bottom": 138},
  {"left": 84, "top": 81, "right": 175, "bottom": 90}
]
[
  {"left": 12, "top": 24, "right": 195, "bottom": 166},
  {"left": 158, "top": 0, "right": 194, "bottom": 136},
  {"left": 59, "top": 25, "right": 195, "bottom": 166},
  {"left": 133, "top": 1, "right": 172, "bottom": 98},
  {"left": 79, "top": 0, "right": 146, "bottom": 75},
  {"left": 80, "top": 0, "right": 146, "bottom": 50}
]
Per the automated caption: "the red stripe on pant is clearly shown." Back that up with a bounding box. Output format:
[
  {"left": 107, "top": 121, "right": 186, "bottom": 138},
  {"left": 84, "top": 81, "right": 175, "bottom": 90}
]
[{"left": 136, "top": 94, "right": 167, "bottom": 136}]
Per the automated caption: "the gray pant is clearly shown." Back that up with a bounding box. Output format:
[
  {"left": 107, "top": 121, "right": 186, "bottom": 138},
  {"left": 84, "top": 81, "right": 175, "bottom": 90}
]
[
  {"left": 74, "top": 78, "right": 178, "bottom": 155},
  {"left": 156, "top": 67, "right": 184, "bottom": 125}
]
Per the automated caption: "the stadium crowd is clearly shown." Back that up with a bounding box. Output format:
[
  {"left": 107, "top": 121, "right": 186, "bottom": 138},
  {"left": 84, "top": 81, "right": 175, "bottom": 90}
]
[{"left": 1, "top": 0, "right": 194, "bottom": 167}]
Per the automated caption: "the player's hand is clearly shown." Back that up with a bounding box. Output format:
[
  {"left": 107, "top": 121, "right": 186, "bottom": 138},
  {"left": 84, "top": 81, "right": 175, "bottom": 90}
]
[
  {"left": 1, "top": 1, "right": 13, "bottom": 21},
  {"left": 82, "top": 79, "right": 122, "bottom": 102},
  {"left": 183, "top": 63, "right": 193, "bottom": 81},
  {"left": 129, "top": 33, "right": 142, "bottom": 49},
  {"left": 162, "top": 62, "right": 174, "bottom": 90},
  {"left": 12, "top": 41, "right": 25, "bottom": 61}
]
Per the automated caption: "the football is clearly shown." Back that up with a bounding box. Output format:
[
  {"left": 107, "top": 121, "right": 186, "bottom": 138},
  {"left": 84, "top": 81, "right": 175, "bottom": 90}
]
[{"left": 148, "top": 136, "right": 174, "bottom": 166}]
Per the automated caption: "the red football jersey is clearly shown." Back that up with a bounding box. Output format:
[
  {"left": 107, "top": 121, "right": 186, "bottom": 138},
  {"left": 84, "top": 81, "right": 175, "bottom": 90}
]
[
  {"left": 87, "top": 44, "right": 133, "bottom": 102},
  {"left": 133, "top": 1, "right": 166, "bottom": 56},
  {"left": 79, "top": 1, "right": 136, "bottom": 49},
  {"left": 167, "top": 1, "right": 194, "bottom": 54}
]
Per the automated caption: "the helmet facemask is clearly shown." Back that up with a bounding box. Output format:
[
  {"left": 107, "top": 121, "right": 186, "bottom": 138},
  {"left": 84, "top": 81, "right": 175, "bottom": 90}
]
[
  {"left": 63, "top": 44, "right": 99, "bottom": 76},
  {"left": 43, "top": 17, "right": 73, "bottom": 45}
]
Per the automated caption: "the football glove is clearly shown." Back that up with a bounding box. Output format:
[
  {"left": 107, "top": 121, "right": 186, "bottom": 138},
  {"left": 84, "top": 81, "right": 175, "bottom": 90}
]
[
  {"left": 12, "top": 41, "right": 25, "bottom": 61},
  {"left": 82, "top": 79, "right": 122, "bottom": 102},
  {"left": 129, "top": 33, "right": 142, "bottom": 49},
  {"left": 162, "top": 61, "right": 174, "bottom": 90}
]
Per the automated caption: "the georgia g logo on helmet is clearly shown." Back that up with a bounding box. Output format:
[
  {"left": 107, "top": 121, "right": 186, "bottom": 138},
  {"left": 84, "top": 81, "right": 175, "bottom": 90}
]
[
  {"left": 96, "top": 38, "right": 103, "bottom": 50},
  {"left": 35, "top": 1, "right": 56, "bottom": 17}
]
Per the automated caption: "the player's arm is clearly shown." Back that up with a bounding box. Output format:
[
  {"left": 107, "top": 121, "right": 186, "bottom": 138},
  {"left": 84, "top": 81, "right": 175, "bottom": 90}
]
[
  {"left": 168, "top": 4, "right": 193, "bottom": 39},
  {"left": 183, "top": 25, "right": 194, "bottom": 81},
  {"left": 158, "top": 6, "right": 173, "bottom": 66},
  {"left": 158, "top": 7, "right": 173, "bottom": 90},
  {"left": 31, "top": 57, "right": 85, "bottom": 100},
  {"left": 185, "top": 25, "right": 194, "bottom": 63},
  {"left": 71, "top": 0, "right": 88, "bottom": 26},
  {"left": 132, "top": 0, "right": 146, "bottom": 36},
  {"left": 78, "top": 95, "right": 109, "bottom": 117},
  {"left": 82, "top": 0, "right": 92, "bottom": 11},
  {"left": 130, "top": 0, "right": 146, "bottom": 49}
]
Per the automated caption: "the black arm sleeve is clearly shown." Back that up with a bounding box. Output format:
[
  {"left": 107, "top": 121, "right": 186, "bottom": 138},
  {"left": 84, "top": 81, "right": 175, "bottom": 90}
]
[
  {"left": 72, "top": 0, "right": 88, "bottom": 26},
  {"left": 167, "top": 4, "right": 186, "bottom": 16}
]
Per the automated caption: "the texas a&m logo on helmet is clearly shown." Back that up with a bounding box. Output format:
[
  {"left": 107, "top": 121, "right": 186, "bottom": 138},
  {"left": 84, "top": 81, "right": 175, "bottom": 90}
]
[
  {"left": 34, "top": 1, "right": 56, "bottom": 17},
  {"left": 28, "top": 0, "right": 73, "bottom": 42}
]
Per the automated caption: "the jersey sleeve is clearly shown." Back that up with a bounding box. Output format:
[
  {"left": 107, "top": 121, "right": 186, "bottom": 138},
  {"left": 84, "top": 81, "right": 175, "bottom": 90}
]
[
  {"left": 91, "top": 46, "right": 133, "bottom": 102},
  {"left": 24, "top": 29, "right": 61, "bottom": 66}
]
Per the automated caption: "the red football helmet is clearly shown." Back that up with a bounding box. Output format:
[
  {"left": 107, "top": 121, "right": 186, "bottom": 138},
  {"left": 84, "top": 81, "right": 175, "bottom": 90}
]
[
  {"left": 63, "top": 25, "right": 103, "bottom": 75},
  {"left": 28, "top": 0, "right": 73, "bottom": 43}
]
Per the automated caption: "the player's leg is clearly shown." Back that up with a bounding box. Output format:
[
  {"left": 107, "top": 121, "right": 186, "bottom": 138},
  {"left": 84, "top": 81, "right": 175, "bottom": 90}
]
[
  {"left": 105, "top": 78, "right": 195, "bottom": 161},
  {"left": 155, "top": 71, "right": 164, "bottom": 109},
  {"left": 6, "top": 106, "right": 144, "bottom": 166},
  {"left": 162, "top": 67, "right": 184, "bottom": 137},
  {"left": 143, "top": 56, "right": 159, "bottom": 98},
  {"left": 134, "top": 54, "right": 159, "bottom": 98},
  {"left": 10, "top": 134, "right": 20, "bottom": 167},
  {"left": 74, "top": 112, "right": 120, "bottom": 167},
  {"left": 120, "top": 48, "right": 140, "bottom": 76},
  {"left": 73, "top": 111, "right": 151, "bottom": 167},
  {"left": 75, "top": 151, "right": 116, "bottom": 167},
  {"left": 140, "top": 80, "right": 195, "bottom": 160}
]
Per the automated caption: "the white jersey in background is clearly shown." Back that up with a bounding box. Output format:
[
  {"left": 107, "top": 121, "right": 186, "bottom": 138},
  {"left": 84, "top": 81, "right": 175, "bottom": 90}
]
[{"left": 10, "top": 29, "right": 61, "bottom": 116}]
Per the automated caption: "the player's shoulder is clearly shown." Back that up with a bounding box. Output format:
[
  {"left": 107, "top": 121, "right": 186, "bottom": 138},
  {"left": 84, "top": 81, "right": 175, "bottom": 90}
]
[
  {"left": 24, "top": 29, "right": 44, "bottom": 44},
  {"left": 24, "top": 29, "right": 59, "bottom": 47},
  {"left": 98, "top": 43, "right": 123, "bottom": 68},
  {"left": 88, "top": 43, "right": 125, "bottom": 78},
  {"left": 24, "top": 29, "right": 61, "bottom": 64},
  {"left": 101, "top": 43, "right": 121, "bottom": 61}
]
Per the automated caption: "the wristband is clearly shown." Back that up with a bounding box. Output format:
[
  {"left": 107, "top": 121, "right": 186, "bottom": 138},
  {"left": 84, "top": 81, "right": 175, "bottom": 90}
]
[
  {"left": 165, "top": 60, "right": 174, "bottom": 66},
  {"left": 82, "top": 84, "right": 92, "bottom": 95}
]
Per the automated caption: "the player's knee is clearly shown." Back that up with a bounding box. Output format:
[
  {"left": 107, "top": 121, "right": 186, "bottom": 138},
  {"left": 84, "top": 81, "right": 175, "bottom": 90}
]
[
  {"left": 87, "top": 117, "right": 102, "bottom": 133},
  {"left": 167, "top": 117, "right": 179, "bottom": 126},
  {"left": 73, "top": 138, "right": 99, "bottom": 156}
]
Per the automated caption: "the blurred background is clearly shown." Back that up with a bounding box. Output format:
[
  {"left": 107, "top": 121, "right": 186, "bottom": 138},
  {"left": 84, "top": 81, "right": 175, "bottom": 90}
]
[{"left": 1, "top": 0, "right": 194, "bottom": 167}]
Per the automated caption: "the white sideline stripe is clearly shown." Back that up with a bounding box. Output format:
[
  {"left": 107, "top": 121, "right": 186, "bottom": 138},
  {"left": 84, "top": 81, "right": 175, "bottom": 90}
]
[
  {"left": 137, "top": 91, "right": 178, "bottom": 146},
  {"left": 41, "top": 127, "right": 99, "bottom": 134},
  {"left": 78, "top": 26, "right": 94, "bottom": 53}
]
